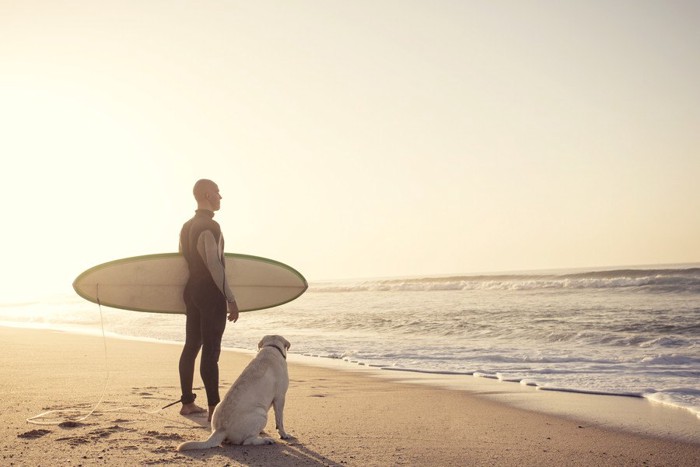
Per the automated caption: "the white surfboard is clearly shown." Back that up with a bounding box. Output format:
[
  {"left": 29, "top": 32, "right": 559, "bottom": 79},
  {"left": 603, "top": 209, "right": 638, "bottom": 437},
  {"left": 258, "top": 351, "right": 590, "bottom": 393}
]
[{"left": 73, "top": 253, "right": 308, "bottom": 314}]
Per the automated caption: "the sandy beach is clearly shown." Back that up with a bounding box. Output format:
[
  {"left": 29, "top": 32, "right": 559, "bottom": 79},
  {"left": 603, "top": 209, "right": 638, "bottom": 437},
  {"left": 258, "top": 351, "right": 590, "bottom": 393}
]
[{"left": 3, "top": 326, "right": 699, "bottom": 466}]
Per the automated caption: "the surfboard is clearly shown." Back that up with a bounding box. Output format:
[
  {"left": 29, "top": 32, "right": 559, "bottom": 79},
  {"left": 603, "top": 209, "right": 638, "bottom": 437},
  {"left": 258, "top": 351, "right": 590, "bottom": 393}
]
[{"left": 73, "top": 253, "right": 308, "bottom": 314}]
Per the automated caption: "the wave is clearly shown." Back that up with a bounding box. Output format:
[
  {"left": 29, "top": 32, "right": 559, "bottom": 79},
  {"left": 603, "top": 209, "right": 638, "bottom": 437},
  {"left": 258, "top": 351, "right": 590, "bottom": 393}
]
[{"left": 310, "top": 267, "right": 700, "bottom": 293}]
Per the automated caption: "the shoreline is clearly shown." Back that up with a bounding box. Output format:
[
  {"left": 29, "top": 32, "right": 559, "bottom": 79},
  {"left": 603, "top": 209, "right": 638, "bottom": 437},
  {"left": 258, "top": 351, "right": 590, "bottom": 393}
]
[
  {"left": 288, "top": 353, "right": 700, "bottom": 445},
  {"left": 4, "top": 321, "right": 700, "bottom": 445},
  {"left": 4, "top": 326, "right": 700, "bottom": 465}
]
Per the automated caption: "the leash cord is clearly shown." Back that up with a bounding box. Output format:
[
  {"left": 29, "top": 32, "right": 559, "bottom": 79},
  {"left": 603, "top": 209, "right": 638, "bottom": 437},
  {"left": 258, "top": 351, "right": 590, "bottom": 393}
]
[{"left": 26, "top": 284, "right": 169, "bottom": 425}]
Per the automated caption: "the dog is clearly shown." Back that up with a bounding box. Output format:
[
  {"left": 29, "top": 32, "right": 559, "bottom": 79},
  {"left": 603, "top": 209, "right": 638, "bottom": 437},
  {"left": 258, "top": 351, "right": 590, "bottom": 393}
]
[{"left": 177, "top": 335, "right": 291, "bottom": 450}]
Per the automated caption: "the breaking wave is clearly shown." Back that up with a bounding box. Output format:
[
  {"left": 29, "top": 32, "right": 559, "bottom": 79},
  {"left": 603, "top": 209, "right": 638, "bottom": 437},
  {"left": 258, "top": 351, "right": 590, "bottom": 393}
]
[{"left": 311, "top": 267, "right": 700, "bottom": 293}]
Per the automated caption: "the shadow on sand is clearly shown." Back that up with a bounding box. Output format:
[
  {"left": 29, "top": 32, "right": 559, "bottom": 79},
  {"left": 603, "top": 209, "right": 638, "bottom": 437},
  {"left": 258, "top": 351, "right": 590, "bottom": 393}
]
[{"left": 177, "top": 437, "right": 345, "bottom": 466}]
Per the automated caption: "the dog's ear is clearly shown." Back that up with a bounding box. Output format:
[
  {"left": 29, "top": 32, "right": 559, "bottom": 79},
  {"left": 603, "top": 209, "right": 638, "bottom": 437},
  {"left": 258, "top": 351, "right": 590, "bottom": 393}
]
[
  {"left": 283, "top": 337, "right": 291, "bottom": 350},
  {"left": 258, "top": 338, "right": 264, "bottom": 350}
]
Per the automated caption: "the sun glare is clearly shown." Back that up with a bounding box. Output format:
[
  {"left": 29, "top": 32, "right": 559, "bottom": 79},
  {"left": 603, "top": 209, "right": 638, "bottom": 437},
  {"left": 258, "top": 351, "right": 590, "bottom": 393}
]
[{"left": 1, "top": 82, "right": 187, "bottom": 300}]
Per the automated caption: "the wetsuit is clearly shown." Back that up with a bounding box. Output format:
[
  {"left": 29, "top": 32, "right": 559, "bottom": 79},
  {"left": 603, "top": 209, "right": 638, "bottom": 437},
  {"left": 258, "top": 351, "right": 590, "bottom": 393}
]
[{"left": 178, "top": 209, "right": 234, "bottom": 407}]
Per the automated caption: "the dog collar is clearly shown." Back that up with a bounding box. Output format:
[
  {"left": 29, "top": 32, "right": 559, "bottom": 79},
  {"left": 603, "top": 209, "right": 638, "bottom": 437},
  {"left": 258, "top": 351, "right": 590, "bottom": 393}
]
[{"left": 264, "top": 344, "right": 286, "bottom": 359}]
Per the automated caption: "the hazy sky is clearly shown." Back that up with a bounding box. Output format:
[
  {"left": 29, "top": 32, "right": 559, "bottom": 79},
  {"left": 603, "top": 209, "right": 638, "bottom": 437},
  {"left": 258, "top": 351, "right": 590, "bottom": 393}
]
[{"left": 1, "top": 1, "right": 699, "bottom": 299}]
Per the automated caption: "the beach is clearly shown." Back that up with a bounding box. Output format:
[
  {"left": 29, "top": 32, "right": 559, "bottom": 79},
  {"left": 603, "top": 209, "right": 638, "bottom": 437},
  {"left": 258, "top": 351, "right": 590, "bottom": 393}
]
[{"left": 3, "top": 326, "right": 699, "bottom": 466}]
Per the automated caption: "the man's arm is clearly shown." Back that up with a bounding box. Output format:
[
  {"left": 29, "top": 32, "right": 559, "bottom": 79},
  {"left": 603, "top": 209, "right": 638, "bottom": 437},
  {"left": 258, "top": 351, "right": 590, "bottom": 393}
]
[
  {"left": 197, "top": 231, "right": 239, "bottom": 322},
  {"left": 196, "top": 230, "right": 237, "bottom": 304}
]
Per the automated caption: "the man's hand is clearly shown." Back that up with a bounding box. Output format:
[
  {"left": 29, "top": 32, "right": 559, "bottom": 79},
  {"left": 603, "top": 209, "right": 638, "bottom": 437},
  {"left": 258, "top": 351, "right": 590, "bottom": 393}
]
[{"left": 227, "top": 301, "right": 239, "bottom": 322}]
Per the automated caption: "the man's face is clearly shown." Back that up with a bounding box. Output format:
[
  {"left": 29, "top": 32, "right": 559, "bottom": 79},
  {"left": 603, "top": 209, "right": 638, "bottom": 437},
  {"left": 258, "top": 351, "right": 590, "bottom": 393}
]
[{"left": 206, "top": 183, "right": 222, "bottom": 211}]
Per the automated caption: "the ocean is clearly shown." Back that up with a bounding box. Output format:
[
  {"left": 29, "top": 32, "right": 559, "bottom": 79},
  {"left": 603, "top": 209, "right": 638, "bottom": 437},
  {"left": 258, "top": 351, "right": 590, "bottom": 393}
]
[{"left": 2, "top": 264, "right": 699, "bottom": 420}]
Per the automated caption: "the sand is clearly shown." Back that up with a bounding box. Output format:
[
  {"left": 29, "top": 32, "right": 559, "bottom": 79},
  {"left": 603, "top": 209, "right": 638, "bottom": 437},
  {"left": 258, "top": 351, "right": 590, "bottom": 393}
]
[{"left": 2, "top": 326, "right": 699, "bottom": 466}]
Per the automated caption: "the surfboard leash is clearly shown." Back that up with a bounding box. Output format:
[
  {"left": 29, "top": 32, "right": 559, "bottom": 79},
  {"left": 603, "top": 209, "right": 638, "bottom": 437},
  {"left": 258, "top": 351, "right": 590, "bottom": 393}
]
[
  {"left": 26, "top": 285, "right": 199, "bottom": 427},
  {"left": 26, "top": 284, "right": 110, "bottom": 425},
  {"left": 161, "top": 393, "right": 197, "bottom": 410}
]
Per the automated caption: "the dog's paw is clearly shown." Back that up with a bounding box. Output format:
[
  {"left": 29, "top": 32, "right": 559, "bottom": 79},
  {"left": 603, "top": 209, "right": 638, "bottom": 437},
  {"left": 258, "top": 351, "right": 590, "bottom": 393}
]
[{"left": 279, "top": 432, "right": 291, "bottom": 440}]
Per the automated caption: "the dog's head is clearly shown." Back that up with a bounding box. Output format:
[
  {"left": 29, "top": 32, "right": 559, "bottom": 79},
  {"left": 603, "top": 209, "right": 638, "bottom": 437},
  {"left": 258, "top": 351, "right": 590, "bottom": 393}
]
[{"left": 258, "top": 335, "right": 291, "bottom": 358}]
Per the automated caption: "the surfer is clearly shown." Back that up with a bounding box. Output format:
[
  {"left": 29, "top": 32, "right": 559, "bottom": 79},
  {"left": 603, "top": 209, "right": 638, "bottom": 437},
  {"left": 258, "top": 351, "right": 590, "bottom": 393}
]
[{"left": 178, "top": 179, "right": 239, "bottom": 421}]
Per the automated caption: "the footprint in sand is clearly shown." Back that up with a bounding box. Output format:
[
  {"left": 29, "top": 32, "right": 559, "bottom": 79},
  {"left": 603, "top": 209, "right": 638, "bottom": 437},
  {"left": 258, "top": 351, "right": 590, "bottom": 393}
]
[
  {"left": 18, "top": 429, "right": 51, "bottom": 439},
  {"left": 144, "top": 430, "right": 184, "bottom": 441},
  {"left": 58, "top": 421, "right": 84, "bottom": 428}
]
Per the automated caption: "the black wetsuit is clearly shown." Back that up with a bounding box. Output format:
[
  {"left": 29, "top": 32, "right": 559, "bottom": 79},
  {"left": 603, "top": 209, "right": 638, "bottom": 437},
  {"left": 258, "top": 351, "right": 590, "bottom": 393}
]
[{"left": 178, "top": 209, "right": 228, "bottom": 407}]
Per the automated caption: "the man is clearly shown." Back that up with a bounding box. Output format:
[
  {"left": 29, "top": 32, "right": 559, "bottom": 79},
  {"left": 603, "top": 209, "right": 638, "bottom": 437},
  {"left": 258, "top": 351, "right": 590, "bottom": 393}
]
[{"left": 178, "top": 179, "right": 239, "bottom": 421}]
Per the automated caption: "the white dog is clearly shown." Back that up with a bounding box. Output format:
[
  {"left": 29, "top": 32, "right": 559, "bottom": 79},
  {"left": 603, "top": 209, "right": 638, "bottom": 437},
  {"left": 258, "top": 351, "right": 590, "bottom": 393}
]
[{"left": 177, "top": 335, "right": 291, "bottom": 450}]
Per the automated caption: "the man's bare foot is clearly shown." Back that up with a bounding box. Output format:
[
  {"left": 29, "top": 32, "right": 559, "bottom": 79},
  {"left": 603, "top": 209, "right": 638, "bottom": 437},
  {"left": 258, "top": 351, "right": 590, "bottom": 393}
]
[{"left": 180, "top": 402, "right": 207, "bottom": 416}]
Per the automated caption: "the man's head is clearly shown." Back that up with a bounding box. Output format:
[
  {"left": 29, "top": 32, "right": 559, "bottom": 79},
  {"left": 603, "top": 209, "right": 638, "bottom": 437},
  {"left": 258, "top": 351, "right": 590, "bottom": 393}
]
[{"left": 193, "top": 179, "right": 222, "bottom": 211}]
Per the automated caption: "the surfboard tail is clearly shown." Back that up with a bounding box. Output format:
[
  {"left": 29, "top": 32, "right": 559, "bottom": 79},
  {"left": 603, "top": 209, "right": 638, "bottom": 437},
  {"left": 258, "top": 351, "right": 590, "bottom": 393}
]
[{"left": 176, "top": 429, "right": 227, "bottom": 451}]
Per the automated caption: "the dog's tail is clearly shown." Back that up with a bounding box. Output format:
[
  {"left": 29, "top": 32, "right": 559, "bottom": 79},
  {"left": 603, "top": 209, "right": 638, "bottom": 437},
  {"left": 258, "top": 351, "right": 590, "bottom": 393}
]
[{"left": 176, "top": 429, "right": 227, "bottom": 451}]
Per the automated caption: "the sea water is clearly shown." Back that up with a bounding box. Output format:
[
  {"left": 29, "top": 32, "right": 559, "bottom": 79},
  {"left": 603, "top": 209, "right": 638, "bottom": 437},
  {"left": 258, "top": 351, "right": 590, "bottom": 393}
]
[{"left": 2, "top": 265, "right": 699, "bottom": 419}]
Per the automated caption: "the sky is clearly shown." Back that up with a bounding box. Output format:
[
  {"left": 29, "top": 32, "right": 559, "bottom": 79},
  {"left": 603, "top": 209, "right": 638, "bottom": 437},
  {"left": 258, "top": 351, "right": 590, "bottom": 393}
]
[{"left": 1, "top": 1, "right": 699, "bottom": 300}]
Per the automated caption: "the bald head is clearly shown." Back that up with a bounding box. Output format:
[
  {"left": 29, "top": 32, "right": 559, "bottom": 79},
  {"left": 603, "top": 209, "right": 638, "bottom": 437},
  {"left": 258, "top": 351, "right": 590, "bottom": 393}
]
[
  {"left": 193, "top": 179, "right": 222, "bottom": 211},
  {"left": 193, "top": 179, "right": 217, "bottom": 201}
]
